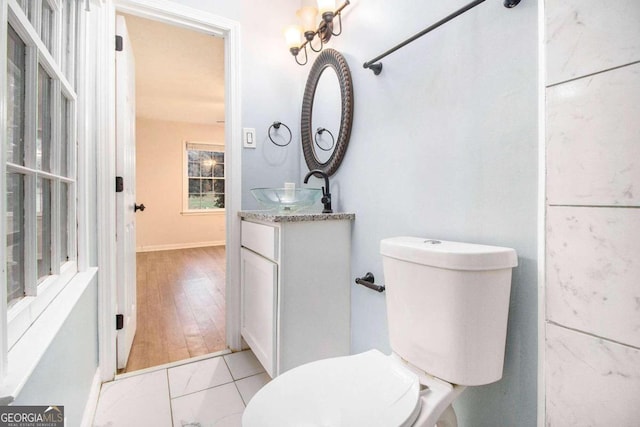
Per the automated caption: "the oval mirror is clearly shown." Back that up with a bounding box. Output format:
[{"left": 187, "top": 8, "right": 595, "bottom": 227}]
[
  {"left": 301, "top": 49, "right": 353, "bottom": 176},
  {"left": 311, "top": 68, "right": 341, "bottom": 164}
]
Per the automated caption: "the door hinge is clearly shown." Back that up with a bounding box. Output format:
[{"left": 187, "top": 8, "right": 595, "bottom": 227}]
[
  {"left": 116, "top": 314, "right": 124, "bottom": 330},
  {"left": 115, "top": 35, "right": 123, "bottom": 52},
  {"left": 115, "top": 176, "right": 124, "bottom": 192}
]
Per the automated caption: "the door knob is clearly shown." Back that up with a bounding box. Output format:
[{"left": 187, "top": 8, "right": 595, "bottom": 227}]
[{"left": 134, "top": 203, "right": 146, "bottom": 212}]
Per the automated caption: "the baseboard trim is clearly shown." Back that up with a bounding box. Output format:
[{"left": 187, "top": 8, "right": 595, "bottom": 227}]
[
  {"left": 80, "top": 368, "right": 102, "bottom": 427},
  {"left": 136, "top": 240, "right": 225, "bottom": 252}
]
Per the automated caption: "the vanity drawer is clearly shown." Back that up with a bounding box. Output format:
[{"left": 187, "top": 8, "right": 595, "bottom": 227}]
[{"left": 241, "top": 220, "right": 279, "bottom": 261}]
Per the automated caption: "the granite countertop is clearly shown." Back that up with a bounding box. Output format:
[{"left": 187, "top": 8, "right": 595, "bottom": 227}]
[{"left": 239, "top": 210, "right": 355, "bottom": 223}]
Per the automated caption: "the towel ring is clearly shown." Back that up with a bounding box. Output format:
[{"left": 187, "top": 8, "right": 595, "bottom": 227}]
[
  {"left": 268, "top": 121, "right": 292, "bottom": 147},
  {"left": 314, "top": 127, "right": 335, "bottom": 152}
]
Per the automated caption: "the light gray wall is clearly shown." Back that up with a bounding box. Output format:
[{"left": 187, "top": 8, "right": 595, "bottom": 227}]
[
  {"left": 238, "top": 0, "right": 304, "bottom": 209},
  {"left": 12, "top": 277, "right": 98, "bottom": 427},
  {"left": 299, "top": 0, "right": 539, "bottom": 425}
]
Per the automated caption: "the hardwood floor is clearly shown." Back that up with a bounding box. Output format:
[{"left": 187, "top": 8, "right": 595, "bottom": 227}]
[{"left": 122, "top": 246, "right": 227, "bottom": 373}]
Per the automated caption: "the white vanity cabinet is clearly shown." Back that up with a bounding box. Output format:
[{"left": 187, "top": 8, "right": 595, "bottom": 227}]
[{"left": 240, "top": 213, "right": 353, "bottom": 377}]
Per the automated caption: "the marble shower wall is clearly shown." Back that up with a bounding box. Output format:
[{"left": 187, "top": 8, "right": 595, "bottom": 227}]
[
  {"left": 546, "top": 207, "right": 640, "bottom": 348},
  {"left": 546, "top": 64, "right": 640, "bottom": 206},
  {"left": 545, "top": 324, "right": 640, "bottom": 425},
  {"left": 545, "top": 0, "right": 640, "bottom": 425}
]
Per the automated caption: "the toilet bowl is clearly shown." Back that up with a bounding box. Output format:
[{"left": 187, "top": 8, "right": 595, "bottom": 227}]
[
  {"left": 242, "top": 350, "right": 465, "bottom": 427},
  {"left": 243, "top": 237, "right": 518, "bottom": 427}
]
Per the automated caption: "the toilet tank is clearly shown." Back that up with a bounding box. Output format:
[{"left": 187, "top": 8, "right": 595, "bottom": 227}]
[{"left": 380, "top": 237, "right": 517, "bottom": 386}]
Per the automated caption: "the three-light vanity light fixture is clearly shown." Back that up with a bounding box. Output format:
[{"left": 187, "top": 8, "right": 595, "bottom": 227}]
[{"left": 284, "top": 0, "right": 350, "bottom": 66}]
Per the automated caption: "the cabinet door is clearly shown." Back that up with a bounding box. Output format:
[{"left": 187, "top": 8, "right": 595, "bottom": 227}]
[{"left": 240, "top": 248, "right": 277, "bottom": 377}]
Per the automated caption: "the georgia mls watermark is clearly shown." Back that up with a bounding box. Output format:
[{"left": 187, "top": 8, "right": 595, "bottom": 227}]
[{"left": 0, "top": 406, "right": 64, "bottom": 427}]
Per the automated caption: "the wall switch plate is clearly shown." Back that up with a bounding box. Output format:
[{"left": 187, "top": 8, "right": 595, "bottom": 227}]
[{"left": 243, "top": 128, "right": 256, "bottom": 148}]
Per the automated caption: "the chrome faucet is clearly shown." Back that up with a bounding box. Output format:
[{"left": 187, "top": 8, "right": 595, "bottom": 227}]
[{"left": 303, "top": 169, "right": 332, "bottom": 213}]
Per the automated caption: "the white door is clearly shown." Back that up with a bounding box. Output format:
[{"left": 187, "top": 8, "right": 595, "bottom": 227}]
[{"left": 115, "top": 15, "right": 138, "bottom": 370}]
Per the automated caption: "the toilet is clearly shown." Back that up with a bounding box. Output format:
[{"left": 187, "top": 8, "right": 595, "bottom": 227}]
[{"left": 243, "top": 236, "right": 518, "bottom": 427}]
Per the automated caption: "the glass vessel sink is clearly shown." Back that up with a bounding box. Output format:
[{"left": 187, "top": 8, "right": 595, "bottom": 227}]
[{"left": 250, "top": 188, "right": 322, "bottom": 214}]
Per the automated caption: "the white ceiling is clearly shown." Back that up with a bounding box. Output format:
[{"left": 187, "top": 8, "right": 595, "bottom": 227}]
[{"left": 120, "top": 13, "right": 225, "bottom": 125}]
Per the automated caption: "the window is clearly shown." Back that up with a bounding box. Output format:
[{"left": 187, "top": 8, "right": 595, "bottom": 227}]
[
  {"left": 4, "top": 1, "right": 79, "bottom": 349},
  {"left": 183, "top": 142, "right": 225, "bottom": 212}
]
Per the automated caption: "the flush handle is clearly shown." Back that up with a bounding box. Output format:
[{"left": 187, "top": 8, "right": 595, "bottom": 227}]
[{"left": 355, "top": 272, "right": 386, "bottom": 293}]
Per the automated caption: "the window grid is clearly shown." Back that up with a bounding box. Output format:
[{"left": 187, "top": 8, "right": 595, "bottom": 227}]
[
  {"left": 4, "top": 0, "right": 79, "bottom": 350},
  {"left": 184, "top": 142, "right": 225, "bottom": 211}
]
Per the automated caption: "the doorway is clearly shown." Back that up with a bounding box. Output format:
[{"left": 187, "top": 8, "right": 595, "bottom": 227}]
[
  {"left": 127, "top": 246, "right": 228, "bottom": 372},
  {"left": 116, "top": 12, "right": 228, "bottom": 373},
  {"left": 91, "top": 0, "right": 246, "bottom": 382}
]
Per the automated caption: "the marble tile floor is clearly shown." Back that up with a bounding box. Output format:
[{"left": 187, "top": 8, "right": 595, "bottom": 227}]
[{"left": 93, "top": 349, "right": 270, "bottom": 427}]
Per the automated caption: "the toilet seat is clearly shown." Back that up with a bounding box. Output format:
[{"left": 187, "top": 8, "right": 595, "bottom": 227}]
[{"left": 242, "top": 350, "right": 422, "bottom": 427}]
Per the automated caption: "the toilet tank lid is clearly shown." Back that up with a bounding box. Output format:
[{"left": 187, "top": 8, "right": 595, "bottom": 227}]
[{"left": 380, "top": 237, "right": 518, "bottom": 271}]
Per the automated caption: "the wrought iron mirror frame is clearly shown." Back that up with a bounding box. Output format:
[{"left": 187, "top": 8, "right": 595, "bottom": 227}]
[{"left": 301, "top": 48, "right": 353, "bottom": 176}]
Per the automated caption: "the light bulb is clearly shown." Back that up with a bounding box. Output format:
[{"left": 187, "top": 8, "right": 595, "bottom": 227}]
[
  {"left": 297, "top": 6, "right": 318, "bottom": 33},
  {"left": 284, "top": 25, "right": 302, "bottom": 49},
  {"left": 317, "top": 0, "right": 336, "bottom": 14}
]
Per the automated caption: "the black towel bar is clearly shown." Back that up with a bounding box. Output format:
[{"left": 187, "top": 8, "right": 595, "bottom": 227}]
[{"left": 363, "top": 0, "right": 521, "bottom": 75}]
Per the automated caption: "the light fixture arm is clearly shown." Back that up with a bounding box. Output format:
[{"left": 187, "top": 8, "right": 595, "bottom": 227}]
[
  {"left": 331, "top": 11, "right": 344, "bottom": 36},
  {"left": 330, "top": 0, "right": 349, "bottom": 35},
  {"left": 292, "top": 44, "right": 309, "bottom": 66},
  {"left": 333, "top": 1, "right": 350, "bottom": 17},
  {"left": 308, "top": 30, "right": 323, "bottom": 52},
  {"left": 288, "top": 0, "right": 350, "bottom": 66}
]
